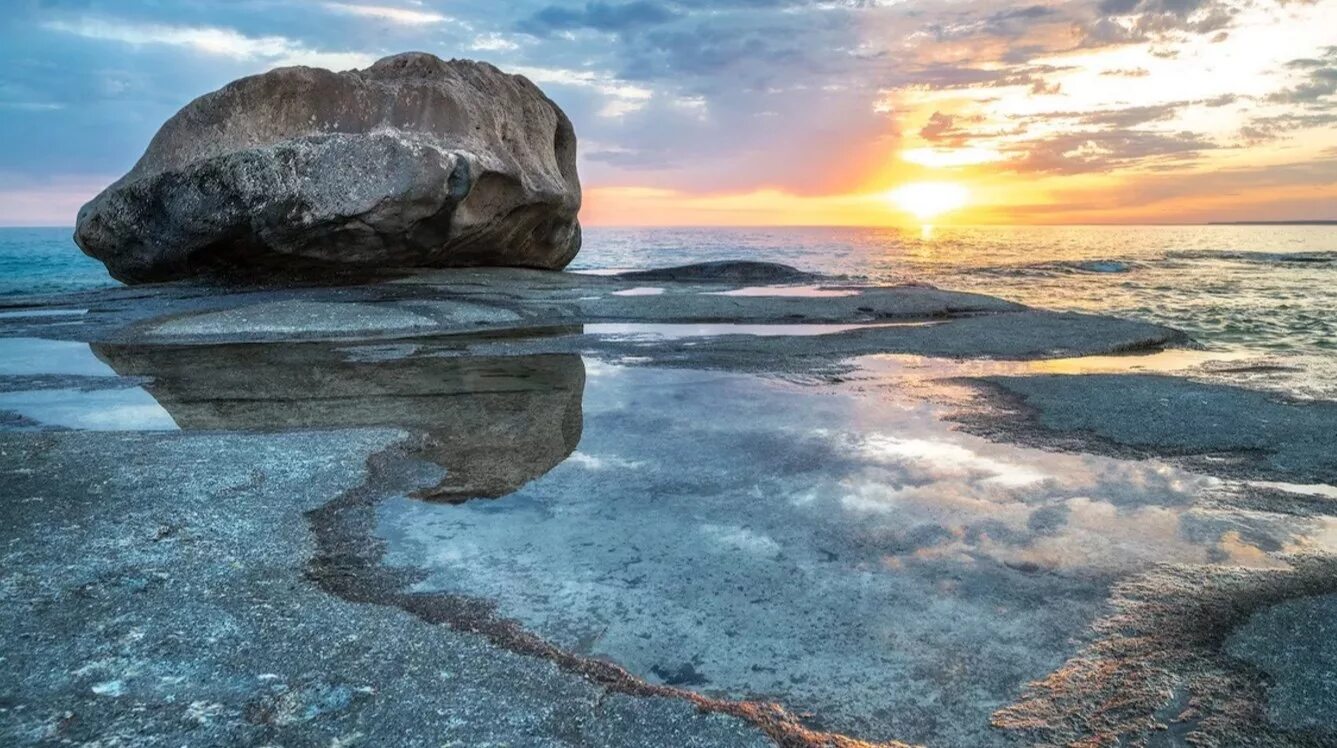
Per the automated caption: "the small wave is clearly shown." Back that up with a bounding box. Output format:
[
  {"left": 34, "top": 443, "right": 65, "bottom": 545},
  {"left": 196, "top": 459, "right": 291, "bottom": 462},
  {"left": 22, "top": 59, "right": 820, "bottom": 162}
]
[
  {"left": 1167, "top": 249, "right": 1337, "bottom": 266},
  {"left": 975, "top": 259, "right": 1141, "bottom": 277}
]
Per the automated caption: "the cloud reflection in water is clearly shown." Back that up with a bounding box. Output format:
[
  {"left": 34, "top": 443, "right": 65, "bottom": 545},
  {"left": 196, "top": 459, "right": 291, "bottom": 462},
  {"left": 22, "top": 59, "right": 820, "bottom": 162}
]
[{"left": 379, "top": 361, "right": 1334, "bottom": 745}]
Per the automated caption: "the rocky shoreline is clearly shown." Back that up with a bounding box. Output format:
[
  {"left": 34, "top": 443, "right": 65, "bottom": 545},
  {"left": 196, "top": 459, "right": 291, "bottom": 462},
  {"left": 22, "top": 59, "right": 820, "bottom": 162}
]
[{"left": 3, "top": 263, "right": 1336, "bottom": 746}]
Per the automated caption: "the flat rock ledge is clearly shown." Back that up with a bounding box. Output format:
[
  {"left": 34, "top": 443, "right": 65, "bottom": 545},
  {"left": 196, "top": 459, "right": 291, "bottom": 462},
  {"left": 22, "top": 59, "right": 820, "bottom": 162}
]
[
  {"left": 954, "top": 373, "right": 1337, "bottom": 486},
  {"left": 0, "top": 262, "right": 1187, "bottom": 372}
]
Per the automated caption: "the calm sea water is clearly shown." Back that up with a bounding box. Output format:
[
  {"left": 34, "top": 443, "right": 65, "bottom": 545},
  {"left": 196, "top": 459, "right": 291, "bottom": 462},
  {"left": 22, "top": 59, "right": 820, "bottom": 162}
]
[
  {"left": 573, "top": 225, "right": 1337, "bottom": 361},
  {"left": 0, "top": 228, "right": 114, "bottom": 297},
  {"left": 3, "top": 223, "right": 1333, "bottom": 369}
]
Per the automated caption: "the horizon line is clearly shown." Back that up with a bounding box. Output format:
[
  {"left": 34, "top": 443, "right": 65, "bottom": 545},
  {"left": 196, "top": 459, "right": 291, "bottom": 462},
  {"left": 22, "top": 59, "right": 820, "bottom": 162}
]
[{"left": 3, "top": 221, "right": 1335, "bottom": 231}]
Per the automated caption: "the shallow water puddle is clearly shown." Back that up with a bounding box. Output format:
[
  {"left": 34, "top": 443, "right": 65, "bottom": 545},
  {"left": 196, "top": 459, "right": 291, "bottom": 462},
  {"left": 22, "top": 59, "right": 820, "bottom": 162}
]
[
  {"left": 706, "top": 284, "right": 860, "bottom": 298},
  {"left": 1020, "top": 347, "right": 1255, "bottom": 374},
  {"left": 1, "top": 339, "right": 585, "bottom": 499},
  {"left": 376, "top": 361, "right": 1334, "bottom": 746},
  {"left": 610, "top": 286, "right": 666, "bottom": 296},
  {"left": 0, "top": 388, "right": 178, "bottom": 430},
  {"left": 585, "top": 321, "right": 936, "bottom": 339},
  {"left": 570, "top": 268, "right": 633, "bottom": 276},
  {"left": 850, "top": 346, "right": 1262, "bottom": 387},
  {"left": 0, "top": 337, "right": 180, "bottom": 430},
  {"left": 1250, "top": 481, "right": 1337, "bottom": 499},
  {"left": 0, "top": 337, "right": 118, "bottom": 377}
]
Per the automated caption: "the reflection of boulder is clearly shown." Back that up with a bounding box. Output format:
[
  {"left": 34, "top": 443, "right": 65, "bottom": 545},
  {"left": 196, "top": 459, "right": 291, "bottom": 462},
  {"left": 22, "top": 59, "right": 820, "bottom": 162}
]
[{"left": 93, "top": 341, "right": 584, "bottom": 501}]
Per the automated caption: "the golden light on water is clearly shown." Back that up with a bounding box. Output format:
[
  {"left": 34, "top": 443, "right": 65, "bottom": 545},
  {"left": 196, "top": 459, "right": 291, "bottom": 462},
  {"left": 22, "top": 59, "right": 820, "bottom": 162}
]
[{"left": 886, "top": 182, "right": 971, "bottom": 221}]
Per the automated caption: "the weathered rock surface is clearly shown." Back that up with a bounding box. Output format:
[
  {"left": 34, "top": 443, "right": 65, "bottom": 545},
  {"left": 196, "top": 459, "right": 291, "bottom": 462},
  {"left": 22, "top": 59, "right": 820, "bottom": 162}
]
[
  {"left": 1227, "top": 592, "right": 1337, "bottom": 731},
  {"left": 74, "top": 52, "right": 581, "bottom": 283},
  {"left": 0, "top": 263, "right": 1186, "bottom": 360},
  {"left": 960, "top": 373, "right": 1337, "bottom": 484},
  {"left": 0, "top": 429, "right": 772, "bottom": 748}
]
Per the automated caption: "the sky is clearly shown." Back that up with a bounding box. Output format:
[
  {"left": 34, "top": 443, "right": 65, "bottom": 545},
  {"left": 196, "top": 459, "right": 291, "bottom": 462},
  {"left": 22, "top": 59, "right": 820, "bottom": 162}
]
[{"left": 0, "top": 0, "right": 1334, "bottom": 226}]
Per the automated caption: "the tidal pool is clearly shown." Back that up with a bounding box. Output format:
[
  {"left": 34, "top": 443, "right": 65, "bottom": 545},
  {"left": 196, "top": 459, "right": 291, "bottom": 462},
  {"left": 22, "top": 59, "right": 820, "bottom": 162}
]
[
  {"left": 377, "top": 361, "right": 1334, "bottom": 746},
  {"left": 705, "top": 284, "right": 861, "bottom": 298},
  {"left": 5, "top": 332, "right": 1331, "bottom": 745},
  {"left": 610, "top": 286, "right": 666, "bottom": 296},
  {"left": 0, "top": 388, "right": 178, "bottom": 430},
  {"left": 585, "top": 321, "right": 938, "bottom": 339},
  {"left": 0, "top": 337, "right": 118, "bottom": 377}
]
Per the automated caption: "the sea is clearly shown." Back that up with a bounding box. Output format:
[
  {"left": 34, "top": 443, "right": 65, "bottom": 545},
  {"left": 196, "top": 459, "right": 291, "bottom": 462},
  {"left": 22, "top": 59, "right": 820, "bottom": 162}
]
[{"left": 3, "top": 224, "right": 1333, "bottom": 393}]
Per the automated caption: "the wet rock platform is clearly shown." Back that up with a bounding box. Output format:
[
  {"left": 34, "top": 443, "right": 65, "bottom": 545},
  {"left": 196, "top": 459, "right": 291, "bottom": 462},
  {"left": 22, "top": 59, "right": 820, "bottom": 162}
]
[{"left": 3, "top": 262, "right": 1336, "bottom": 747}]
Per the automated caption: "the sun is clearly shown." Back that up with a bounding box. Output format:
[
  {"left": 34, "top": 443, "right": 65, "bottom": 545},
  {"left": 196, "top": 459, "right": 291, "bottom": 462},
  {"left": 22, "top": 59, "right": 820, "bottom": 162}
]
[{"left": 886, "top": 182, "right": 970, "bottom": 221}]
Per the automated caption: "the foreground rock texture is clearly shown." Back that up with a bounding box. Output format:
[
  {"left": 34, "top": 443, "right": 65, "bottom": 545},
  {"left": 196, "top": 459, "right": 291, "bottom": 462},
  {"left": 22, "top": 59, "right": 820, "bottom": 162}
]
[
  {"left": 74, "top": 52, "right": 582, "bottom": 283},
  {"left": 5, "top": 264, "right": 1337, "bottom": 746}
]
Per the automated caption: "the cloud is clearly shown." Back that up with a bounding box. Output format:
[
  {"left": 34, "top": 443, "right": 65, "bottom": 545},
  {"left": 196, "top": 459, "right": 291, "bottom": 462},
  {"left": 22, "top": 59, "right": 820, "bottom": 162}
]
[
  {"left": 893, "top": 63, "right": 1077, "bottom": 93},
  {"left": 1240, "top": 112, "right": 1337, "bottom": 143},
  {"left": 1267, "top": 47, "right": 1337, "bottom": 105},
  {"left": 470, "top": 33, "right": 520, "bottom": 52},
  {"left": 1100, "top": 67, "right": 1151, "bottom": 77},
  {"left": 0, "top": 172, "right": 113, "bottom": 226},
  {"left": 0, "top": 101, "right": 65, "bottom": 111},
  {"left": 518, "top": 1, "right": 678, "bottom": 36},
  {"left": 1074, "top": 102, "right": 1185, "bottom": 128},
  {"left": 1007, "top": 130, "right": 1215, "bottom": 174},
  {"left": 508, "top": 64, "right": 654, "bottom": 117},
  {"left": 913, "top": 3, "right": 1062, "bottom": 44},
  {"left": 321, "top": 3, "right": 451, "bottom": 25},
  {"left": 1076, "top": 0, "right": 1240, "bottom": 48},
  {"left": 918, "top": 111, "right": 988, "bottom": 146},
  {"left": 42, "top": 17, "right": 375, "bottom": 70}
]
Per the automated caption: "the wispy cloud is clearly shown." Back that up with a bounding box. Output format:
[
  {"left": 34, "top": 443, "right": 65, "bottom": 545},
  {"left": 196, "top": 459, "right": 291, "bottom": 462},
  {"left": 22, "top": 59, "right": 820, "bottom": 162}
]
[
  {"left": 509, "top": 64, "right": 654, "bottom": 118},
  {"left": 43, "top": 18, "right": 374, "bottom": 71},
  {"left": 516, "top": 1, "right": 679, "bottom": 37},
  {"left": 0, "top": 102, "right": 65, "bottom": 112},
  {"left": 470, "top": 33, "right": 521, "bottom": 52},
  {"left": 321, "top": 3, "right": 452, "bottom": 26}
]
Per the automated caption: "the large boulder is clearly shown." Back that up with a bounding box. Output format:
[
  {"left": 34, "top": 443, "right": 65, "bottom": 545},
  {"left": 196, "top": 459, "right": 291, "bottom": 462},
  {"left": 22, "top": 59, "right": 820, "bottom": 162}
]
[{"left": 75, "top": 52, "right": 582, "bottom": 283}]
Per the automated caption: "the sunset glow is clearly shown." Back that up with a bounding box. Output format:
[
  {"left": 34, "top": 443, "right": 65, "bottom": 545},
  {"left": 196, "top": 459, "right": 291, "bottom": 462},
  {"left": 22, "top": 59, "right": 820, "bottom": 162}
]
[
  {"left": 887, "top": 183, "right": 971, "bottom": 222},
  {"left": 0, "top": 1, "right": 1334, "bottom": 226}
]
